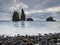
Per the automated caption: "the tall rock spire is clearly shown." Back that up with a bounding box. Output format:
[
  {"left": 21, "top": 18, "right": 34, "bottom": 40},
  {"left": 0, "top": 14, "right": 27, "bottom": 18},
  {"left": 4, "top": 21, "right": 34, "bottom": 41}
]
[
  {"left": 21, "top": 9, "right": 26, "bottom": 21},
  {"left": 12, "top": 11, "right": 20, "bottom": 21}
]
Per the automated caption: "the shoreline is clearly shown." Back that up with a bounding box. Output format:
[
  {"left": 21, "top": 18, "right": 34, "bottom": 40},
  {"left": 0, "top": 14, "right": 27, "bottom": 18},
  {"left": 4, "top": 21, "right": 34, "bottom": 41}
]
[{"left": 0, "top": 33, "right": 60, "bottom": 45}]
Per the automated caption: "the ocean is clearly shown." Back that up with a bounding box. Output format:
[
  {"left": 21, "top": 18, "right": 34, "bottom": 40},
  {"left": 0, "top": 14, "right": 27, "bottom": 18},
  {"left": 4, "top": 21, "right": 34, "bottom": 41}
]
[{"left": 0, "top": 21, "right": 60, "bottom": 36}]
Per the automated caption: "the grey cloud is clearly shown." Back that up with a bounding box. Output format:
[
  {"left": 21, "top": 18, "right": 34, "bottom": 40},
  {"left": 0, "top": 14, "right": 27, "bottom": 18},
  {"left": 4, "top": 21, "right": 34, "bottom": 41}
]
[
  {"left": 33, "top": 0, "right": 60, "bottom": 9},
  {"left": 0, "top": 0, "right": 60, "bottom": 12},
  {"left": 0, "top": 0, "right": 13, "bottom": 13},
  {"left": 0, "top": 0, "right": 60, "bottom": 21},
  {"left": 44, "top": 0, "right": 60, "bottom": 8}
]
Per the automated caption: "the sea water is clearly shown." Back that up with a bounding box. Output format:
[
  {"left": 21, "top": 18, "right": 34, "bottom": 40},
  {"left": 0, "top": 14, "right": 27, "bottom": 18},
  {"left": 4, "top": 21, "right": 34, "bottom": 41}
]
[{"left": 0, "top": 21, "right": 60, "bottom": 36}]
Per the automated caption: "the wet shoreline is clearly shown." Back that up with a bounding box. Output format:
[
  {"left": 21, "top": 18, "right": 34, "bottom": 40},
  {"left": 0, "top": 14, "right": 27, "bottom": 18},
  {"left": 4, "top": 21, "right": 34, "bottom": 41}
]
[{"left": 0, "top": 33, "right": 60, "bottom": 45}]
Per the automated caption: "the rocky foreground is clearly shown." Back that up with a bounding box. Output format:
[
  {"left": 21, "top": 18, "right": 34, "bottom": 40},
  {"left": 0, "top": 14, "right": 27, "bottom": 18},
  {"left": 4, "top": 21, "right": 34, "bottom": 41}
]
[{"left": 0, "top": 33, "right": 60, "bottom": 45}]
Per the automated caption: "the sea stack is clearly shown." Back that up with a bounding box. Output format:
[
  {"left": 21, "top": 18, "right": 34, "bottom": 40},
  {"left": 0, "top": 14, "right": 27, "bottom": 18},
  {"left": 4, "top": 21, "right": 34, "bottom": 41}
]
[
  {"left": 12, "top": 11, "right": 20, "bottom": 21},
  {"left": 46, "top": 16, "right": 56, "bottom": 22},
  {"left": 12, "top": 9, "right": 33, "bottom": 21},
  {"left": 21, "top": 9, "right": 26, "bottom": 21}
]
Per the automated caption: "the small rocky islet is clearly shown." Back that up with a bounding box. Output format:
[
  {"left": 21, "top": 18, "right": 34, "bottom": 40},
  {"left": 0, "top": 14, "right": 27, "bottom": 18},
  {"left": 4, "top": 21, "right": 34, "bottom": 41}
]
[
  {"left": 46, "top": 16, "right": 56, "bottom": 22},
  {"left": 12, "top": 9, "right": 56, "bottom": 22},
  {"left": 12, "top": 9, "right": 33, "bottom": 21}
]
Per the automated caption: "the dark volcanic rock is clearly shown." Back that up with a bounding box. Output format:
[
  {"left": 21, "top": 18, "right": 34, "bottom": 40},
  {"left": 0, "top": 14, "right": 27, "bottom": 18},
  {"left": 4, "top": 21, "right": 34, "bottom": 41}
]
[
  {"left": 12, "top": 11, "right": 20, "bottom": 21},
  {"left": 46, "top": 16, "right": 56, "bottom": 22},
  {"left": 27, "top": 18, "right": 33, "bottom": 21},
  {"left": 21, "top": 9, "right": 26, "bottom": 21},
  {"left": 12, "top": 9, "right": 34, "bottom": 21}
]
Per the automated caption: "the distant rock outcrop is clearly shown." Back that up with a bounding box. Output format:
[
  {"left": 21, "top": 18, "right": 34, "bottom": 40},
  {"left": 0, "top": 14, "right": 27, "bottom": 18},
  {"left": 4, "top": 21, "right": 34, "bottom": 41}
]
[
  {"left": 12, "top": 9, "right": 33, "bottom": 21},
  {"left": 27, "top": 18, "right": 33, "bottom": 21},
  {"left": 21, "top": 9, "right": 26, "bottom": 21},
  {"left": 12, "top": 11, "right": 20, "bottom": 21},
  {"left": 46, "top": 16, "right": 56, "bottom": 22}
]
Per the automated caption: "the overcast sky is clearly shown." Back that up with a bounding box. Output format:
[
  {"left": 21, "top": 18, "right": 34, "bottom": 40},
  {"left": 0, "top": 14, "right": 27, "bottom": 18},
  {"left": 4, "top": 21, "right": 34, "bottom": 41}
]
[{"left": 0, "top": 0, "right": 60, "bottom": 21}]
